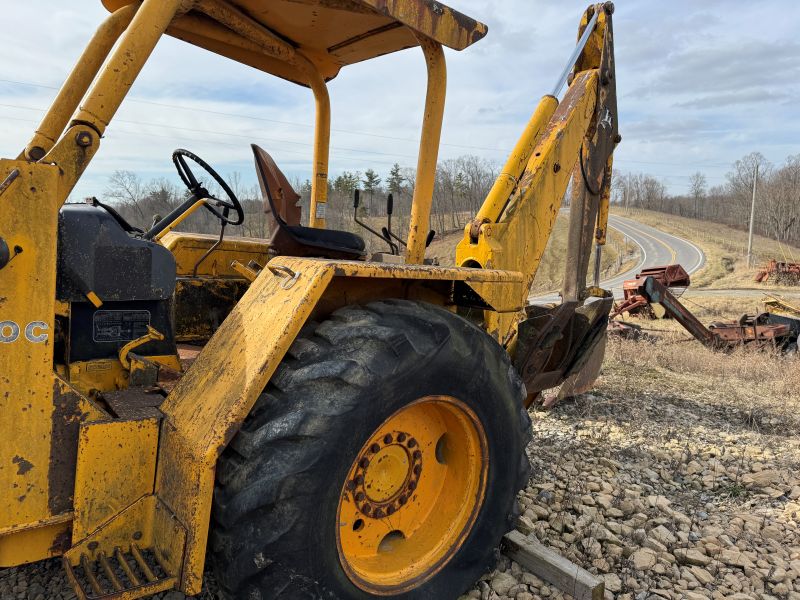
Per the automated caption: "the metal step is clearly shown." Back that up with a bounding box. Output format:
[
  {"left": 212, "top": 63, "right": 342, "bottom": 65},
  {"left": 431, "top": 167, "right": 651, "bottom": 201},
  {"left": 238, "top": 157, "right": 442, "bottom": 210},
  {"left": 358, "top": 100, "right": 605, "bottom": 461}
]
[{"left": 63, "top": 544, "right": 177, "bottom": 600}]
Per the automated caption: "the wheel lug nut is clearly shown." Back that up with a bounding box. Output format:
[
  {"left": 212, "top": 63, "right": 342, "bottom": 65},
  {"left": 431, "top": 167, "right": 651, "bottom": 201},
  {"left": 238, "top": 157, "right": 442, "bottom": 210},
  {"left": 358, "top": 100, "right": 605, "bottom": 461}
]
[
  {"left": 359, "top": 458, "right": 370, "bottom": 468},
  {"left": 383, "top": 434, "right": 393, "bottom": 444},
  {"left": 345, "top": 480, "right": 356, "bottom": 491},
  {"left": 408, "top": 481, "right": 417, "bottom": 491},
  {"left": 397, "top": 433, "right": 407, "bottom": 443},
  {"left": 407, "top": 438, "right": 417, "bottom": 448},
  {"left": 398, "top": 495, "right": 407, "bottom": 506},
  {"left": 413, "top": 450, "right": 422, "bottom": 461},
  {"left": 374, "top": 508, "right": 384, "bottom": 518},
  {"left": 355, "top": 492, "right": 365, "bottom": 502},
  {"left": 361, "top": 504, "right": 372, "bottom": 515},
  {"left": 370, "top": 443, "right": 380, "bottom": 453},
  {"left": 355, "top": 475, "right": 364, "bottom": 485},
  {"left": 413, "top": 465, "right": 422, "bottom": 476},
  {"left": 386, "top": 505, "right": 396, "bottom": 515}
]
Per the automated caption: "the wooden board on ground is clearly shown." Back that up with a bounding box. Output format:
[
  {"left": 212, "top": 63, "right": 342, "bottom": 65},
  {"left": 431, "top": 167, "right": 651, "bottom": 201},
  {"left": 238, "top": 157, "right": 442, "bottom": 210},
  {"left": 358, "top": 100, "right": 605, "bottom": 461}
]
[{"left": 502, "top": 530, "right": 605, "bottom": 600}]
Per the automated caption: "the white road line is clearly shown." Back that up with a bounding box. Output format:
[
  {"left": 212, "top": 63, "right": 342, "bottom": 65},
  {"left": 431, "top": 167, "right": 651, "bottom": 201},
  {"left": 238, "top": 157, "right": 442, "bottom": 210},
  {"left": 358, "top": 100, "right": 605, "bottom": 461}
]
[
  {"left": 611, "top": 215, "right": 705, "bottom": 274},
  {"left": 607, "top": 217, "right": 647, "bottom": 284}
]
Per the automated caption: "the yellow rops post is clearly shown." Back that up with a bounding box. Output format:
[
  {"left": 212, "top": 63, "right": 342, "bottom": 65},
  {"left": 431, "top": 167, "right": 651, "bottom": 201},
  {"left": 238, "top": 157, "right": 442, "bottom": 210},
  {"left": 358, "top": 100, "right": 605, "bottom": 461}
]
[{"left": 0, "top": 1, "right": 618, "bottom": 598}]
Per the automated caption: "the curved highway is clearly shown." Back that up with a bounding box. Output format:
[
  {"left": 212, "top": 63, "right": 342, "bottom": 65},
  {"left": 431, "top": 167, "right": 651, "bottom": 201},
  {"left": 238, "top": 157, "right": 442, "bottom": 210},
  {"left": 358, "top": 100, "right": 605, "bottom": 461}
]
[
  {"left": 531, "top": 213, "right": 706, "bottom": 302},
  {"left": 605, "top": 214, "right": 705, "bottom": 294}
]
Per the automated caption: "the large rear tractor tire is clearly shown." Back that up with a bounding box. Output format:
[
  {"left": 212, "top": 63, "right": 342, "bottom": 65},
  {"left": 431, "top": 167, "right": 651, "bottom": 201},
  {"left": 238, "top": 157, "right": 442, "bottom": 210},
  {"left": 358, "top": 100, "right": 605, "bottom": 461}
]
[{"left": 210, "top": 300, "right": 531, "bottom": 599}]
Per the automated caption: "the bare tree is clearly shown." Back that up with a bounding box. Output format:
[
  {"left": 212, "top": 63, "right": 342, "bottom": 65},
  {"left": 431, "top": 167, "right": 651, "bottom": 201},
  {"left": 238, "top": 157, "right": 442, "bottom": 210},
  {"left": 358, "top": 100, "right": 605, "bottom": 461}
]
[{"left": 689, "top": 172, "right": 706, "bottom": 218}]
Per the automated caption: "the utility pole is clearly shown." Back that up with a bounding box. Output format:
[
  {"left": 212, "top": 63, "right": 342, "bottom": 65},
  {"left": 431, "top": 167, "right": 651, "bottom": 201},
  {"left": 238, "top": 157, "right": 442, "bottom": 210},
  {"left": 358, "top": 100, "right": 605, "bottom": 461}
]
[{"left": 746, "top": 164, "right": 758, "bottom": 268}]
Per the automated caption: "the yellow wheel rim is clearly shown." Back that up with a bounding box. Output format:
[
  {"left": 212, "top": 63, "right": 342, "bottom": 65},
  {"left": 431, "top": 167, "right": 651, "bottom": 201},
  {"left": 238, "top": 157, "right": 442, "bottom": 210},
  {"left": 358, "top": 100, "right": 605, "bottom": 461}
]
[{"left": 336, "top": 395, "right": 488, "bottom": 594}]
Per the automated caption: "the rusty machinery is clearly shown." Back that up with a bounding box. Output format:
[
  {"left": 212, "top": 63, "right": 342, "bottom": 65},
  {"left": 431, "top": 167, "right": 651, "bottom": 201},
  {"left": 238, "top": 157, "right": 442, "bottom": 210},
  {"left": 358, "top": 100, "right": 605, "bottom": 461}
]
[
  {"left": 755, "top": 259, "right": 800, "bottom": 285},
  {"left": 0, "top": 2, "right": 619, "bottom": 599},
  {"left": 627, "top": 277, "right": 799, "bottom": 352},
  {"left": 611, "top": 264, "right": 691, "bottom": 319}
]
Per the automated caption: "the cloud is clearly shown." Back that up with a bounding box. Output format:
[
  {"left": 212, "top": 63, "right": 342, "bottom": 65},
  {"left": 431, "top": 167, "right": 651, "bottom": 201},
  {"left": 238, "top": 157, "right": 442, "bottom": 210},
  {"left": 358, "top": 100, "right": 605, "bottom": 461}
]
[{"left": 0, "top": 0, "right": 798, "bottom": 201}]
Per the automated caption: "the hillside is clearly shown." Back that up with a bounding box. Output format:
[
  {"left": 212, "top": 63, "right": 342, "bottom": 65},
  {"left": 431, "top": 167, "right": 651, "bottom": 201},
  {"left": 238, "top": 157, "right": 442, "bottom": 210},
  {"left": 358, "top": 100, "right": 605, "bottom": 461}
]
[
  {"left": 613, "top": 208, "right": 800, "bottom": 291},
  {"left": 425, "top": 213, "right": 639, "bottom": 294}
]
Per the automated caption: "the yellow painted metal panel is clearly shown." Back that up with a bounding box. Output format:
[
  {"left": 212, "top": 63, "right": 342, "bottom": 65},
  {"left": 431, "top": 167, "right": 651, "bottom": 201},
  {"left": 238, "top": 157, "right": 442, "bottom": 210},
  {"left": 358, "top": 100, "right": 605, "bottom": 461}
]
[
  {"left": 72, "top": 419, "right": 160, "bottom": 542},
  {"left": 155, "top": 256, "right": 524, "bottom": 592},
  {"left": 0, "top": 161, "right": 61, "bottom": 529},
  {"left": 65, "top": 495, "right": 186, "bottom": 569},
  {"left": 0, "top": 518, "right": 72, "bottom": 567},
  {"left": 156, "top": 257, "right": 337, "bottom": 592},
  {"left": 100, "top": 0, "right": 486, "bottom": 86},
  {"left": 161, "top": 232, "right": 271, "bottom": 278},
  {"left": 329, "top": 259, "right": 523, "bottom": 283}
]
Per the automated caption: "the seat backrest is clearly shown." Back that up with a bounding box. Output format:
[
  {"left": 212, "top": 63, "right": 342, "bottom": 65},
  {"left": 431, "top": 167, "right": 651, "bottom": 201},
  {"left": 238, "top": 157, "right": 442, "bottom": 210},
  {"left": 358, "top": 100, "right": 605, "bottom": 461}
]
[{"left": 252, "top": 144, "right": 302, "bottom": 229}]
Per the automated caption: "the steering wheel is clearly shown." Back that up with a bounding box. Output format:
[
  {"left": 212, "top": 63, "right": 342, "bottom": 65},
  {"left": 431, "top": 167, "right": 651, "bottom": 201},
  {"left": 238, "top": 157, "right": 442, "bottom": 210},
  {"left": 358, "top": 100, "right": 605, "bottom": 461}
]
[{"left": 172, "top": 149, "right": 244, "bottom": 226}]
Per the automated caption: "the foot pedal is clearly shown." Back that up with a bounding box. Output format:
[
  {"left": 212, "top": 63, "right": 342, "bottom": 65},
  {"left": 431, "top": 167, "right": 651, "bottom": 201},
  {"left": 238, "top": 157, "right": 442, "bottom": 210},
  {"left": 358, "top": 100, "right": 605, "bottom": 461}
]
[{"left": 63, "top": 544, "right": 177, "bottom": 599}]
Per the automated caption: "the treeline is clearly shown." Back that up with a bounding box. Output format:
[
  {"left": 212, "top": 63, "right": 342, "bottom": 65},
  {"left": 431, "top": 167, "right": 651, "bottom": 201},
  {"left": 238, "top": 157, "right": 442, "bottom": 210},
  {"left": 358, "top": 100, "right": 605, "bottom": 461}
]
[
  {"left": 614, "top": 152, "right": 800, "bottom": 247},
  {"left": 102, "top": 156, "right": 499, "bottom": 249},
  {"left": 102, "top": 149, "right": 799, "bottom": 252}
]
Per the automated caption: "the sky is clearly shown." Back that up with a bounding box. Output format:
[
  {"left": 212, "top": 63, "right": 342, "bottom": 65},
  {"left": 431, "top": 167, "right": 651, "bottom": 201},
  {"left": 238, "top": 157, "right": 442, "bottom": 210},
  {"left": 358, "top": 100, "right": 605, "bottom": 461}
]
[{"left": 1, "top": 0, "right": 798, "bottom": 201}]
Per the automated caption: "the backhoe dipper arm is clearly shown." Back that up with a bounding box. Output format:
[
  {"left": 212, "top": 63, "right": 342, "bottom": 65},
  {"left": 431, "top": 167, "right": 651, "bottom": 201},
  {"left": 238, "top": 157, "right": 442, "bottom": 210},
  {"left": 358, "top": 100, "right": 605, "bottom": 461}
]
[{"left": 456, "top": 3, "right": 618, "bottom": 338}]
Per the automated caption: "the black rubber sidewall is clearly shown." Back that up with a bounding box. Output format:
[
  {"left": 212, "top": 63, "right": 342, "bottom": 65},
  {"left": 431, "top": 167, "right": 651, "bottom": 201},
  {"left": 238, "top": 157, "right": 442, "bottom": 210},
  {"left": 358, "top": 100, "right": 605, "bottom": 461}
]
[{"left": 305, "top": 325, "right": 523, "bottom": 599}]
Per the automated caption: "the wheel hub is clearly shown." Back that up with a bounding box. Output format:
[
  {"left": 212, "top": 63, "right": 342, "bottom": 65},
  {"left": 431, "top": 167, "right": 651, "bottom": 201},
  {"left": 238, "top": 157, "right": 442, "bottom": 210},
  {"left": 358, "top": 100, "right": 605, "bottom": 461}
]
[
  {"left": 347, "top": 431, "right": 422, "bottom": 517},
  {"left": 336, "top": 396, "right": 489, "bottom": 594}
]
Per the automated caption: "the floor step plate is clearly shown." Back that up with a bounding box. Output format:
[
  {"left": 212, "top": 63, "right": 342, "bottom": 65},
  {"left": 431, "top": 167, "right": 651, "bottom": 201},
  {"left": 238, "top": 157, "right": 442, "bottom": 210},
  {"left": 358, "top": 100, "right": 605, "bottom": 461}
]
[{"left": 63, "top": 544, "right": 176, "bottom": 600}]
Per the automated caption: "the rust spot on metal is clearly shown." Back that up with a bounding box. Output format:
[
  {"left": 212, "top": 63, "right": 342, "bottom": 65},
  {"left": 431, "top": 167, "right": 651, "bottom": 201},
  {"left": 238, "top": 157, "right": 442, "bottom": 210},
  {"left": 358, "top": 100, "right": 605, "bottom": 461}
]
[
  {"left": 48, "top": 381, "right": 87, "bottom": 514},
  {"left": 12, "top": 455, "right": 34, "bottom": 475},
  {"left": 0, "top": 168, "right": 20, "bottom": 198},
  {"left": 49, "top": 528, "right": 72, "bottom": 556}
]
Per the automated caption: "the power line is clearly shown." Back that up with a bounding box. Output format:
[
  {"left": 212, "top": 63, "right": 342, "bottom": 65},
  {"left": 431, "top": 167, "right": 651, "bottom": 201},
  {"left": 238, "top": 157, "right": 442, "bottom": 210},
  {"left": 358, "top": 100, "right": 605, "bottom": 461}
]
[
  {"left": 0, "top": 78, "right": 506, "bottom": 152},
  {"left": 0, "top": 77, "right": 744, "bottom": 175},
  {"left": 0, "top": 114, "right": 409, "bottom": 169},
  {"left": 0, "top": 77, "right": 746, "bottom": 169}
]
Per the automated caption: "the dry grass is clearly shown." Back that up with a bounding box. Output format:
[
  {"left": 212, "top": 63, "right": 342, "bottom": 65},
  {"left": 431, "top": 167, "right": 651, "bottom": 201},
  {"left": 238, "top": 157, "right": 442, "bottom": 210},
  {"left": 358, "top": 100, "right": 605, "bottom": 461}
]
[
  {"left": 612, "top": 207, "right": 800, "bottom": 290},
  {"left": 659, "top": 293, "right": 769, "bottom": 321},
  {"left": 602, "top": 332, "right": 800, "bottom": 434},
  {"left": 426, "top": 213, "right": 638, "bottom": 293}
]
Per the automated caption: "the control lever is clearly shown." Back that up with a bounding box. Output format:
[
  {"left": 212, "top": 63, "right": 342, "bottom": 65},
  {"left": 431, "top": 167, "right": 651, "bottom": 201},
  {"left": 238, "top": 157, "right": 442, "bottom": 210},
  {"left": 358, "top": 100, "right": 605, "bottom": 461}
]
[
  {"left": 381, "top": 194, "right": 437, "bottom": 252},
  {"left": 425, "top": 230, "right": 436, "bottom": 248},
  {"left": 353, "top": 190, "right": 396, "bottom": 254}
]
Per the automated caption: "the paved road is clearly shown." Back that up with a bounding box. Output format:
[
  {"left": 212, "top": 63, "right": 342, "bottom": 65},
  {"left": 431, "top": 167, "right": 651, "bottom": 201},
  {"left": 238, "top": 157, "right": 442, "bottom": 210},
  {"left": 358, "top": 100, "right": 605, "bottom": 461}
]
[{"left": 531, "top": 213, "right": 706, "bottom": 302}]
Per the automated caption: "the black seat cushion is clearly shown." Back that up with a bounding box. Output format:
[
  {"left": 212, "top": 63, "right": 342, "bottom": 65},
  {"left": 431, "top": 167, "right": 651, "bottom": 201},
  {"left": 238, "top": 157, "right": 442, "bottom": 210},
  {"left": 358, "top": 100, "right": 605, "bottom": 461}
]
[{"left": 286, "top": 225, "right": 366, "bottom": 253}]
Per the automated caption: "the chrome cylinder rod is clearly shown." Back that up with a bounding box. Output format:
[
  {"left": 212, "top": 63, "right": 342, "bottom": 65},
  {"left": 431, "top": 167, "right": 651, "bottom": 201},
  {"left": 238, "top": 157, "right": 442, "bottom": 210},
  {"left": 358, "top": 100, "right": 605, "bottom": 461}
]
[{"left": 551, "top": 9, "right": 600, "bottom": 97}]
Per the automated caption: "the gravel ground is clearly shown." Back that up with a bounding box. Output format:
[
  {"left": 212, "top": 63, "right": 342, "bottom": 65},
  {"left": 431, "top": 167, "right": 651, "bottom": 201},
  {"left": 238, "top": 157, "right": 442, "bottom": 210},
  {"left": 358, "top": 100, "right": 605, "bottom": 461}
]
[
  {"left": 3, "top": 336, "right": 798, "bottom": 600},
  {"left": 463, "top": 335, "right": 800, "bottom": 600}
]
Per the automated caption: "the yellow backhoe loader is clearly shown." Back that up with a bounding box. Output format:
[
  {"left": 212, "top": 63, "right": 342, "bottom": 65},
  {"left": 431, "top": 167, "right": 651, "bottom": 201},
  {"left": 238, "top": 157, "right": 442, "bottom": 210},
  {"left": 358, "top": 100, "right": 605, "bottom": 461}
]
[{"left": 0, "top": 1, "right": 618, "bottom": 598}]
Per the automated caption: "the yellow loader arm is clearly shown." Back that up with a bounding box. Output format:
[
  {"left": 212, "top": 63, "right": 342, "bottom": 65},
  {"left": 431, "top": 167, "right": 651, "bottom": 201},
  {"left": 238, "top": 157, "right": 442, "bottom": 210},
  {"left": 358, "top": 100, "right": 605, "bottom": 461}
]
[{"left": 457, "top": 2, "right": 618, "bottom": 400}]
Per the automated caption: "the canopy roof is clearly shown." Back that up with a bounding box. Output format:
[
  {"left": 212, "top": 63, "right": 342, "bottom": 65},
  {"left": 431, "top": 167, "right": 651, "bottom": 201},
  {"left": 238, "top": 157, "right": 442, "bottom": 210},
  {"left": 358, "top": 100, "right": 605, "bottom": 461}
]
[{"left": 102, "top": 0, "right": 487, "bottom": 85}]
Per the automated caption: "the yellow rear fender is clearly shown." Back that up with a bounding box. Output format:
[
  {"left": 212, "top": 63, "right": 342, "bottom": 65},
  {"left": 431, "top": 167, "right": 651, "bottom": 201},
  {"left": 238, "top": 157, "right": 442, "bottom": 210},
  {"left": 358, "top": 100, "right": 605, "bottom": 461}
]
[{"left": 74, "top": 257, "right": 524, "bottom": 594}]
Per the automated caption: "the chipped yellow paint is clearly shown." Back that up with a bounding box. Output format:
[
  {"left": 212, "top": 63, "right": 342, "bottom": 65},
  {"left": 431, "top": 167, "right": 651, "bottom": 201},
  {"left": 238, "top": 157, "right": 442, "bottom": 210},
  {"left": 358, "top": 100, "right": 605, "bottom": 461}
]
[
  {"left": 161, "top": 232, "right": 271, "bottom": 278},
  {"left": 67, "top": 355, "right": 181, "bottom": 397},
  {"left": 466, "top": 96, "right": 559, "bottom": 240},
  {"left": 456, "top": 70, "right": 600, "bottom": 341},
  {"left": 153, "top": 256, "right": 523, "bottom": 593},
  {"left": 595, "top": 155, "right": 613, "bottom": 245},
  {"left": 0, "top": 517, "right": 72, "bottom": 567},
  {"left": 72, "top": 419, "right": 160, "bottom": 542},
  {"left": 0, "top": 160, "right": 63, "bottom": 530}
]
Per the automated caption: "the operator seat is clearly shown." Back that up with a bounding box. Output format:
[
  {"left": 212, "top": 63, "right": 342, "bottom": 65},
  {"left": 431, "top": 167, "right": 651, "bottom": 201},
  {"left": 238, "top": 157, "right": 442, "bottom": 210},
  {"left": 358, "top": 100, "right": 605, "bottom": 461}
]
[{"left": 252, "top": 144, "right": 366, "bottom": 260}]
